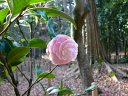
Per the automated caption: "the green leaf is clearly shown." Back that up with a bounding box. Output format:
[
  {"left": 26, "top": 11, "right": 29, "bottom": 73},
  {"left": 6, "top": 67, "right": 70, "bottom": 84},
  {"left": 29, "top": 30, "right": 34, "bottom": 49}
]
[
  {"left": 20, "top": 39, "right": 26, "bottom": 43},
  {"left": 0, "top": 39, "right": 13, "bottom": 56},
  {"left": 7, "top": 47, "right": 30, "bottom": 65},
  {"left": 0, "top": 8, "right": 9, "bottom": 23},
  {"left": 28, "top": 38, "right": 46, "bottom": 48},
  {"left": 29, "top": 8, "right": 76, "bottom": 28},
  {"left": 48, "top": 88, "right": 60, "bottom": 94},
  {"left": 36, "top": 64, "right": 43, "bottom": 77},
  {"left": 58, "top": 88, "right": 73, "bottom": 95},
  {"left": 5, "top": 0, "right": 13, "bottom": 14},
  {"left": 35, "top": 10, "right": 48, "bottom": 21},
  {"left": 0, "top": 61, "right": 4, "bottom": 65},
  {"left": 0, "top": 51, "right": 5, "bottom": 65},
  {"left": 0, "top": 0, "right": 6, "bottom": 4},
  {"left": 38, "top": 71, "right": 56, "bottom": 79},
  {"left": 5, "top": 66, "right": 16, "bottom": 75},
  {"left": 96, "top": 58, "right": 103, "bottom": 65},
  {"left": 11, "top": 58, "right": 25, "bottom": 66},
  {"left": 109, "top": 71, "right": 115, "bottom": 77},
  {"left": 0, "top": 38, "right": 19, "bottom": 62},
  {"left": 85, "top": 84, "right": 97, "bottom": 91},
  {"left": 0, "top": 39, "right": 14, "bottom": 64},
  {"left": 47, "top": 86, "right": 57, "bottom": 92},
  {"left": 29, "top": 0, "right": 51, "bottom": 5},
  {"left": 6, "top": 0, "right": 29, "bottom": 16},
  {"left": 59, "top": 80, "right": 63, "bottom": 90},
  {"left": 47, "top": 19, "right": 56, "bottom": 39}
]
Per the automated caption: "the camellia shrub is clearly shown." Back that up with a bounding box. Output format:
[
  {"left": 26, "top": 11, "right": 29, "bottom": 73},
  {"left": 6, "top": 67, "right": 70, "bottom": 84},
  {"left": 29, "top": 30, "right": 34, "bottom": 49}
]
[{"left": 0, "top": 0, "right": 80, "bottom": 96}]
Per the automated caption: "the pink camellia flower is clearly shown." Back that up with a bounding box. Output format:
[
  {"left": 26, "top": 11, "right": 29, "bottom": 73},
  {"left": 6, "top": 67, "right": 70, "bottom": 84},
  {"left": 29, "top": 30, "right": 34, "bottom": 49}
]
[{"left": 46, "top": 34, "right": 78, "bottom": 65}]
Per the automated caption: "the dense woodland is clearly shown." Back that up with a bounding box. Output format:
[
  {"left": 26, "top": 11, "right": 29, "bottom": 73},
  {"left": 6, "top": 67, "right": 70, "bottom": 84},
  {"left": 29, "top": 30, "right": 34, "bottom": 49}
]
[{"left": 0, "top": 0, "right": 128, "bottom": 96}]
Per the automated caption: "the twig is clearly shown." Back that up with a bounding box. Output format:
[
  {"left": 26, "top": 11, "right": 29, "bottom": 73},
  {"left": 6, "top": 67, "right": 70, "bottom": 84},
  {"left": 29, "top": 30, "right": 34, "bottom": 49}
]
[
  {"left": 17, "top": 66, "right": 29, "bottom": 82},
  {"left": 26, "top": 22, "right": 34, "bottom": 96},
  {"left": 5, "top": 76, "right": 17, "bottom": 89},
  {"left": 16, "top": 20, "right": 28, "bottom": 44},
  {"left": 22, "top": 65, "right": 58, "bottom": 96},
  {"left": 40, "top": 83, "right": 48, "bottom": 95},
  {"left": 27, "top": 78, "right": 32, "bottom": 96},
  {"left": 0, "top": 13, "right": 22, "bottom": 36}
]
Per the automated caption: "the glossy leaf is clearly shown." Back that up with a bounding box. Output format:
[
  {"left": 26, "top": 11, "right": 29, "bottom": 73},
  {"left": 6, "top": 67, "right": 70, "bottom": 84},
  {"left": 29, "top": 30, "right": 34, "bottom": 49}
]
[
  {"left": 11, "top": 58, "right": 25, "bottom": 66},
  {"left": 48, "top": 88, "right": 60, "bottom": 94},
  {"left": 59, "top": 80, "right": 63, "bottom": 90},
  {"left": 47, "top": 86, "right": 57, "bottom": 92},
  {"left": 0, "top": 39, "right": 13, "bottom": 56},
  {"left": 29, "top": 8, "right": 76, "bottom": 28},
  {"left": 5, "top": 66, "right": 16, "bottom": 75},
  {"left": 36, "top": 64, "right": 43, "bottom": 77},
  {"left": 6, "top": 0, "right": 13, "bottom": 14},
  {"left": 6, "top": 0, "right": 29, "bottom": 16},
  {"left": 58, "top": 88, "right": 73, "bottom": 95},
  {"left": 7, "top": 47, "right": 30, "bottom": 65},
  {"left": 28, "top": 38, "right": 46, "bottom": 48},
  {"left": 0, "top": 38, "right": 17, "bottom": 64},
  {"left": 35, "top": 10, "right": 48, "bottom": 21},
  {"left": 85, "top": 84, "right": 97, "bottom": 91},
  {"left": 29, "top": 0, "right": 51, "bottom": 5},
  {"left": 0, "top": 8, "right": 9, "bottom": 23},
  {"left": 38, "top": 71, "right": 56, "bottom": 79}
]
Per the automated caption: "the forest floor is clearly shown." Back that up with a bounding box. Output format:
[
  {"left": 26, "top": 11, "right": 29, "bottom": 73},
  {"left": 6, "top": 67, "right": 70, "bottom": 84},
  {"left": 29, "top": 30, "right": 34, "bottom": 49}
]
[{"left": 0, "top": 59, "right": 128, "bottom": 96}]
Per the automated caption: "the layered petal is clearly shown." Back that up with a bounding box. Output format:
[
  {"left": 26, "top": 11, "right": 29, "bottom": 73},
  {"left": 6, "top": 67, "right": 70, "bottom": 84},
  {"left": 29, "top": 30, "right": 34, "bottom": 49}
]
[{"left": 46, "top": 34, "right": 78, "bottom": 65}]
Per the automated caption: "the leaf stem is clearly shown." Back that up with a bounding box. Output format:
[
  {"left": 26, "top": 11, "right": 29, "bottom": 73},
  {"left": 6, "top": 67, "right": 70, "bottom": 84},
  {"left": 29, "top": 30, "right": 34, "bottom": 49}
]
[
  {"left": 22, "top": 65, "right": 58, "bottom": 96},
  {"left": 17, "top": 66, "right": 29, "bottom": 82}
]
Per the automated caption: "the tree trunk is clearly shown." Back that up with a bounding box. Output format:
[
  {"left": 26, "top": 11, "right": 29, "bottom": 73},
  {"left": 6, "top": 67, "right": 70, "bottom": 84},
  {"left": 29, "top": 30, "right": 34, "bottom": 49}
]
[
  {"left": 72, "top": 0, "right": 94, "bottom": 87},
  {"left": 63, "top": 0, "right": 67, "bottom": 13},
  {"left": 86, "top": 0, "right": 107, "bottom": 62}
]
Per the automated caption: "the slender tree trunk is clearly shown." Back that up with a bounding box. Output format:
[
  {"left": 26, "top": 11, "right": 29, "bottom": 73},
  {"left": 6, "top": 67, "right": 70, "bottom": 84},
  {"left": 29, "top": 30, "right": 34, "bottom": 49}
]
[
  {"left": 69, "top": 0, "right": 73, "bottom": 16},
  {"left": 86, "top": 0, "right": 107, "bottom": 62},
  {"left": 108, "top": 26, "right": 112, "bottom": 61},
  {"left": 72, "top": 0, "right": 94, "bottom": 87},
  {"left": 124, "top": 40, "right": 127, "bottom": 57},
  {"left": 27, "top": 23, "right": 33, "bottom": 96},
  {"left": 63, "top": 0, "right": 67, "bottom": 13}
]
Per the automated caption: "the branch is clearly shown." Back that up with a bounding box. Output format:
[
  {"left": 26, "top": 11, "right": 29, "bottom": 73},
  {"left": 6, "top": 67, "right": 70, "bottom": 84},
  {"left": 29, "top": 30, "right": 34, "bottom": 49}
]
[
  {"left": 5, "top": 76, "right": 17, "bottom": 89},
  {"left": 22, "top": 65, "right": 58, "bottom": 96},
  {"left": 17, "top": 45, "right": 33, "bottom": 96},
  {"left": 17, "top": 66, "right": 29, "bottom": 82},
  {"left": 27, "top": 78, "right": 32, "bottom": 96},
  {"left": 16, "top": 20, "right": 28, "bottom": 44},
  {"left": 4, "top": 63, "right": 20, "bottom": 96},
  {"left": 0, "top": 13, "right": 22, "bottom": 36}
]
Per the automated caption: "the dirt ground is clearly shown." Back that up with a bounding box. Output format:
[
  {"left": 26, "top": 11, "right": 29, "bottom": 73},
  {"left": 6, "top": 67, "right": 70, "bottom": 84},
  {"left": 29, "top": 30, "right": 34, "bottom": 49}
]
[{"left": 0, "top": 59, "right": 128, "bottom": 96}]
